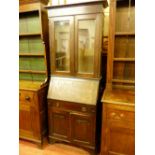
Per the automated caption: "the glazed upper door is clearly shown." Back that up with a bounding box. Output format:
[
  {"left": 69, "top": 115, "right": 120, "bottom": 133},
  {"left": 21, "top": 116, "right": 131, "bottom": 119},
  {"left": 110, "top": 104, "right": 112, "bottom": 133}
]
[
  {"left": 75, "top": 14, "right": 102, "bottom": 78},
  {"left": 49, "top": 16, "right": 74, "bottom": 75}
]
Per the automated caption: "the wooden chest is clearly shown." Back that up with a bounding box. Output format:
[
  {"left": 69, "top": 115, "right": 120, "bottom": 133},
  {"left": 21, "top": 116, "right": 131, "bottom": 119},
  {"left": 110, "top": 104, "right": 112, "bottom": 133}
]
[
  {"left": 100, "top": 89, "right": 135, "bottom": 155},
  {"left": 19, "top": 81, "right": 48, "bottom": 146}
]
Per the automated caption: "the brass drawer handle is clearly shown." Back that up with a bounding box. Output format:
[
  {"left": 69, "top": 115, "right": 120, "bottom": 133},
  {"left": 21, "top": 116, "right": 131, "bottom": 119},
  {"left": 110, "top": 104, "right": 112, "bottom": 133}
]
[
  {"left": 120, "top": 113, "right": 124, "bottom": 117},
  {"left": 81, "top": 107, "right": 87, "bottom": 112},
  {"left": 56, "top": 102, "right": 60, "bottom": 107},
  {"left": 55, "top": 115, "right": 64, "bottom": 119},
  {"left": 25, "top": 96, "right": 30, "bottom": 101},
  {"left": 110, "top": 112, "right": 122, "bottom": 120},
  {"left": 111, "top": 112, "right": 116, "bottom": 117},
  {"left": 77, "top": 119, "right": 87, "bottom": 123},
  {"left": 91, "top": 109, "right": 95, "bottom": 113}
]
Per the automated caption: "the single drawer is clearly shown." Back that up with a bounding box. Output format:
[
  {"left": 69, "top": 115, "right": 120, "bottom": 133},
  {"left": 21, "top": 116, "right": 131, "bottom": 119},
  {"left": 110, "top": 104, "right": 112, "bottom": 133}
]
[
  {"left": 107, "top": 108, "right": 134, "bottom": 122},
  {"left": 48, "top": 99, "right": 96, "bottom": 114},
  {"left": 19, "top": 90, "right": 34, "bottom": 103}
]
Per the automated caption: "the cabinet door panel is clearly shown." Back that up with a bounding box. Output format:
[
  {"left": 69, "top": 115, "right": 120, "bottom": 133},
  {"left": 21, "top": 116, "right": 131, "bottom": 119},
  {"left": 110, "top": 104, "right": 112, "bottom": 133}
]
[
  {"left": 70, "top": 112, "right": 95, "bottom": 146},
  {"left": 77, "top": 19, "right": 95, "bottom": 74},
  {"left": 19, "top": 110, "right": 32, "bottom": 131},
  {"left": 107, "top": 127, "right": 135, "bottom": 155},
  {"left": 19, "top": 101, "right": 34, "bottom": 138},
  {"left": 48, "top": 108, "right": 70, "bottom": 140},
  {"left": 101, "top": 104, "right": 135, "bottom": 155},
  {"left": 49, "top": 16, "right": 74, "bottom": 75}
]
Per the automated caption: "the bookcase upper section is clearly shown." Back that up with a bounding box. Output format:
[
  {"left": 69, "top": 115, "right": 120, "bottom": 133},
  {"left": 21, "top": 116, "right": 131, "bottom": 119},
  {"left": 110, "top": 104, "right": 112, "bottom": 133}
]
[
  {"left": 19, "top": 2, "right": 49, "bottom": 83},
  {"left": 107, "top": 0, "right": 135, "bottom": 90}
]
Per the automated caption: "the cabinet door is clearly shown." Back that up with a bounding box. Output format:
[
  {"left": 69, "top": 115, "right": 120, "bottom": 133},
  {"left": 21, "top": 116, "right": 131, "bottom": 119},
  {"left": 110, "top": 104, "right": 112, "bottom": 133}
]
[
  {"left": 19, "top": 91, "right": 34, "bottom": 139},
  {"left": 102, "top": 109, "right": 135, "bottom": 155},
  {"left": 49, "top": 16, "right": 74, "bottom": 75},
  {"left": 19, "top": 105, "right": 34, "bottom": 138},
  {"left": 75, "top": 14, "right": 103, "bottom": 78},
  {"left": 48, "top": 108, "right": 70, "bottom": 141},
  {"left": 106, "top": 126, "right": 135, "bottom": 155},
  {"left": 70, "top": 112, "right": 95, "bottom": 147},
  {"left": 19, "top": 91, "right": 41, "bottom": 140},
  {"left": 107, "top": 109, "right": 135, "bottom": 155}
]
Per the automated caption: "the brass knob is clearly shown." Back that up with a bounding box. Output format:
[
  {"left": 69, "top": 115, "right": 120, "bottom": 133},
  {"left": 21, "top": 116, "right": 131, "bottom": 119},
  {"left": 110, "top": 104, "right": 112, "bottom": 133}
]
[
  {"left": 111, "top": 112, "right": 116, "bottom": 116},
  {"left": 25, "top": 96, "right": 30, "bottom": 101},
  {"left": 56, "top": 102, "right": 60, "bottom": 107},
  {"left": 120, "top": 113, "right": 124, "bottom": 117},
  {"left": 81, "top": 107, "right": 87, "bottom": 112}
]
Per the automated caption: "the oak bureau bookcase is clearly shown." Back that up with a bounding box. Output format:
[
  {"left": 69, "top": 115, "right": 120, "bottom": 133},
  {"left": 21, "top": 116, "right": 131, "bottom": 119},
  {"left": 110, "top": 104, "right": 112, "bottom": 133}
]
[
  {"left": 46, "top": 0, "right": 108, "bottom": 153},
  {"left": 100, "top": 0, "right": 135, "bottom": 154},
  {"left": 19, "top": 0, "right": 50, "bottom": 146}
]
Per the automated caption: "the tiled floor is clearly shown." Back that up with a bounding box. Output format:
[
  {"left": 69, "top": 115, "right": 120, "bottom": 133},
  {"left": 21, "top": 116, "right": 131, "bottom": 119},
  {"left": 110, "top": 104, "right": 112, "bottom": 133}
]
[{"left": 19, "top": 139, "right": 93, "bottom": 155}]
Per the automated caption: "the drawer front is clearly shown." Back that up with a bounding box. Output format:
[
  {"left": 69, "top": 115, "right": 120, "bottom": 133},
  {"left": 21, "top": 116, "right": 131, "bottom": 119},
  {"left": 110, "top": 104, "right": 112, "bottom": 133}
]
[
  {"left": 19, "top": 90, "right": 34, "bottom": 104},
  {"left": 48, "top": 100, "right": 96, "bottom": 114},
  {"left": 107, "top": 108, "right": 134, "bottom": 122}
]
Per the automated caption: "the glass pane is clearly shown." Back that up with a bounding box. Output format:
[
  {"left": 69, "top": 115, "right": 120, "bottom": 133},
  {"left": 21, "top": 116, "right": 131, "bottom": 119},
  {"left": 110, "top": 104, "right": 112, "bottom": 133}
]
[
  {"left": 77, "top": 19, "right": 95, "bottom": 74},
  {"left": 54, "top": 20, "right": 70, "bottom": 71}
]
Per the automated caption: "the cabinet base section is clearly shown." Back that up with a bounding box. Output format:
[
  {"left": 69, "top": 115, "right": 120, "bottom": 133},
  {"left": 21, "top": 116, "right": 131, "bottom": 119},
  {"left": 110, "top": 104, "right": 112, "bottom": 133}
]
[
  {"left": 19, "top": 136, "right": 43, "bottom": 148},
  {"left": 19, "top": 129, "right": 48, "bottom": 148},
  {"left": 48, "top": 136, "right": 96, "bottom": 154}
]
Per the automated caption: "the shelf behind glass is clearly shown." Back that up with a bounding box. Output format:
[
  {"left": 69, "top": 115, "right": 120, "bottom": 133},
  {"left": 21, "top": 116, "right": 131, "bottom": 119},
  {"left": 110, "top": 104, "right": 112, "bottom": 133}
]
[
  {"left": 77, "top": 19, "right": 95, "bottom": 74},
  {"left": 54, "top": 20, "right": 70, "bottom": 72}
]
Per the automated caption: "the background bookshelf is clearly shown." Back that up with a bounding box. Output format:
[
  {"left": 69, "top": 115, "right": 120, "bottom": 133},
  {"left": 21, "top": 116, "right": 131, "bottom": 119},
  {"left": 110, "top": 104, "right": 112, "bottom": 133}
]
[
  {"left": 19, "top": 9, "right": 48, "bottom": 82},
  {"left": 19, "top": 1, "right": 49, "bottom": 146},
  {"left": 112, "top": 0, "right": 135, "bottom": 88},
  {"left": 100, "top": 1, "right": 135, "bottom": 154}
]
